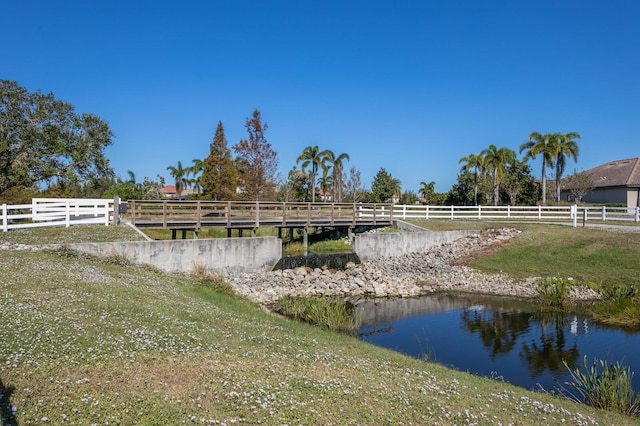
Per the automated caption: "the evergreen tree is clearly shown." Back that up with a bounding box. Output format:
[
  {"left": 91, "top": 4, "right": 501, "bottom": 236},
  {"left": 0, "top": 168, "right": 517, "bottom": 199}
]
[
  {"left": 370, "top": 168, "right": 401, "bottom": 203},
  {"left": 202, "top": 121, "right": 238, "bottom": 200}
]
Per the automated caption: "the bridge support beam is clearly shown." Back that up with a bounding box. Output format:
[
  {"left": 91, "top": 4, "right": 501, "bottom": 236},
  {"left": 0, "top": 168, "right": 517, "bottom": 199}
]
[{"left": 303, "top": 227, "right": 308, "bottom": 255}]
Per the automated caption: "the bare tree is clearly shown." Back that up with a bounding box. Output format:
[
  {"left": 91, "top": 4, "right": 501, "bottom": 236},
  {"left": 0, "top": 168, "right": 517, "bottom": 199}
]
[
  {"left": 232, "top": 109, "right": 278, "bottom": 200},
  {"left": 344, "top": 167, "right": 365, "bottom": 202},
  {"left": 564, "top": 169, "right": 594, "bottom": 204}
]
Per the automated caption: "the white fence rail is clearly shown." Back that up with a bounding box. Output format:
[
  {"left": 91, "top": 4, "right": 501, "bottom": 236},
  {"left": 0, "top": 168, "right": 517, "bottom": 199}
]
[
  {"left": 2, "top": 198, "right": 114, "bottom": 232},
  {"left": 388, "top": 204, "right": 640, "bottom": 225}
]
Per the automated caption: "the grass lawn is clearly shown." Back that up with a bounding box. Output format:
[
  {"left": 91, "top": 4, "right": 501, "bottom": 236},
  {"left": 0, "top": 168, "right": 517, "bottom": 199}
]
[{"left": 1, "top": 224, "right": 638, "bottom": 424}]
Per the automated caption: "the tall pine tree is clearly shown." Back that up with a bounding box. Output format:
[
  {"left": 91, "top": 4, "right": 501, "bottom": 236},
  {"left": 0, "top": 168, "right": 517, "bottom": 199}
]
[{"left": 202, "top": 121, "right": 237, "bottom": 200}]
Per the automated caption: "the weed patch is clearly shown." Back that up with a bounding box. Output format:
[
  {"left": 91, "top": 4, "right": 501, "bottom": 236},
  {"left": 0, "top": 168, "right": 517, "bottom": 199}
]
[
  {"left": 276, "top": 296, "right": 361, "bottom": 333},
  {"left": 563, "top": 356, "right": 640, "bottom": 417},
  {"left": 536, "top": 276, "right": 573, "bottom": 308}
]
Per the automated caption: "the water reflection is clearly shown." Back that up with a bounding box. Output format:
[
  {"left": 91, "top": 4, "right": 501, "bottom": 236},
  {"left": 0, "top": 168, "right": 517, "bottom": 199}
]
[
  {"left": 461, "top": 307, "right": 530, "bottom": 359},
  {"left": 520, "top": 313, "right": 580, "bottom": 377},
  {"left": 356, "top": 294, "right": 640, "bottom": 392}
]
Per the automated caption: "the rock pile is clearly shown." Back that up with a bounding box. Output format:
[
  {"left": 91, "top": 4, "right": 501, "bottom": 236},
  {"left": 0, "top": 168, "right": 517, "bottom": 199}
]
[{"left": 226, "top": 228, "right": 566, "bottom": 304}]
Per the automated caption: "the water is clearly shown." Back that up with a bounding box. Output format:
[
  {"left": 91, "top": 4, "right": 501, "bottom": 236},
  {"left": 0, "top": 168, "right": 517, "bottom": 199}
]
[{"left": 356, "top": 293, "right": 640, "bottom": 393}]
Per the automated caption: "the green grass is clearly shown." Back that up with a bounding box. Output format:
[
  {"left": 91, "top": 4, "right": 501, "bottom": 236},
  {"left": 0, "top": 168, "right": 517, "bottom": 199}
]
[
  {"left": 284, "top": 239, "right": 352, "bottom": 256},
  {"left": 449, "top": 223, "right": 640, "bottom": 287},
  {"left": 0, "top": 224, "right": 147, "bottom": 245},
  {"left": 1, "top": 228, "right": 636, "bottom": 424}
]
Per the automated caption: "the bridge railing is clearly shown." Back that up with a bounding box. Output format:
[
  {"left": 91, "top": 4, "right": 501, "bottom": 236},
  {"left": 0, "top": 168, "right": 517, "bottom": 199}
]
[
  {"left": 2, "top": 198, "right": 114, "bottom": 232},
  {"left": 126, "top": 200, "right": 395, "bottom": 228}
]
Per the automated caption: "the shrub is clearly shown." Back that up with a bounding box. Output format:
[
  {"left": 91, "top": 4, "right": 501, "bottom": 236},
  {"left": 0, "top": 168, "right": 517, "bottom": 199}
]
[
  {"left": 536, "top": 276, "right": 573, "bottom": 308},
  {"left": 598, "top": 284, "right": 640, "bottom": 300},
  {"left": 563, "top": 356, "right": 640, "bottom": 417}
]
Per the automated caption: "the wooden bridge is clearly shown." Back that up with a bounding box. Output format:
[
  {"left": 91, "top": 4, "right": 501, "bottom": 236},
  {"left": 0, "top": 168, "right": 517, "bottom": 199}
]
[{"left": 126, "top": 200, "right": 395, "bottom": 238}]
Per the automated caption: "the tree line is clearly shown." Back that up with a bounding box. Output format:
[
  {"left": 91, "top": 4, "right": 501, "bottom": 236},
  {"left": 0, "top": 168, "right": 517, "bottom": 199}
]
[{"left": 1, "top": 79, "right": 591, "bottom": 205}]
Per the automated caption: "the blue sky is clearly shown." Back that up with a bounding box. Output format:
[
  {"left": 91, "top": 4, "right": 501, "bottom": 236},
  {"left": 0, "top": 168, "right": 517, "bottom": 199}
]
[{"left": 3, "top": 1, "right": 639, "bottom": 193}]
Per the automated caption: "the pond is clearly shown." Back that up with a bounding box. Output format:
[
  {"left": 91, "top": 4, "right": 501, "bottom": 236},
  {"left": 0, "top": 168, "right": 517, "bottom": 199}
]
[{"left": 356, "top": 293, "right": 640, "bottom": 394}]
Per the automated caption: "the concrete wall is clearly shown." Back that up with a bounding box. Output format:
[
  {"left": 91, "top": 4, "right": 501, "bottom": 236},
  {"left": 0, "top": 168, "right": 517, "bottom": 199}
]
[
  {"left": 353, "top": 229, "right": 476, "bottom": 260},
  {"left": 66, "top": 237, "right": 282, "bottom": 273}
]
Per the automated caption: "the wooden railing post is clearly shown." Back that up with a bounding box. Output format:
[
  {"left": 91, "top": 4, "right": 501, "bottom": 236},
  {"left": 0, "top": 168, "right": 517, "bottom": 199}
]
[
  {"left": 162, "top": 201, "right": 168, "bottom": 228},
  {"left": 197, "top": 201, "right": 202, "bottom": 229},
  {"left": 602, "top": 205, "right": 606, "bottom": 221},
  {"left": 282, "top": 202, "right": 286, "bottom": 225},
  {"left": 255, "top": 201, "right": 260, "bottom": 228}
]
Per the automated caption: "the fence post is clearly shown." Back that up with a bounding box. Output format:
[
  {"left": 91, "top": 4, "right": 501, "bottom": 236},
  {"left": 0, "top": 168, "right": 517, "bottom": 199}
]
[
  {"left": 602, "top": 205, "right": 606, "bottom": 221},
  {"left": 65, "top": 201, "right": 71, "bottom": 227},
  {"left": 571, "top": 205, "right": 577, "bottom": 227},
  {"left": 507, "top": 205, "right": 511, "bottom": 218},
  {"left": 426, "top": 205, "right": 429, "bottom": 220},
  {"left": 2, "top": 204, "right": 7, "bottom": 232},
  {"left": 450, "top": 205, "right": 454, "bottom": 220},
  {"left": 478, "top": 205, "right": 481, "bottom": 219},
  {"left": 636, "top": 207, "right": 639, "bottom": 223},
  {"left": 111, "top": 197, "right": 119, "bottom": 226}
]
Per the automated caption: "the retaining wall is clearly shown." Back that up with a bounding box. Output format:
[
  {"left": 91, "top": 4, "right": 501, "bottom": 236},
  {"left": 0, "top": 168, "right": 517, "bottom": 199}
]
[
  {"left": 67, "top": 237, "right": 282, "bottom": 273},
  {"left": 353, "top": 229, "right": 476, "bottom": 260}
]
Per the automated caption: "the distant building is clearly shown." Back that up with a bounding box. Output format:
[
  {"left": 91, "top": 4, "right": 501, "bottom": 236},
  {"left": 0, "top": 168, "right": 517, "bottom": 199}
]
[
  {"left": 160, "top": 185, "right": 195, "bottom": 200},
  {"left": 561, "top": 158, "right": 640, "bottom": 208},
  {"left": 316, "top": 188, "right": 333, "bottom": 202}
]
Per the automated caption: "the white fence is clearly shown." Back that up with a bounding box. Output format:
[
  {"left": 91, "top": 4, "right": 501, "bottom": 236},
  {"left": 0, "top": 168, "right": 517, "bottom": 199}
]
[
  {"left": 1, "top": 198, "right": 114, "bottom": 232},
  {"left": 389, "top": 204, "right": 640, "bottom": 226}
]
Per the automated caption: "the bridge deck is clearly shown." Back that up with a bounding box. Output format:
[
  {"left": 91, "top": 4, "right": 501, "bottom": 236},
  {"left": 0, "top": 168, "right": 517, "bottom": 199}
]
[{"left": 127, "top": 200, "right": 394, "bottom": 230}]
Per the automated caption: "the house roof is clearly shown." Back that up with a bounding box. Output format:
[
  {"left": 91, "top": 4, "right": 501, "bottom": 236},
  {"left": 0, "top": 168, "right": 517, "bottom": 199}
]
[
  {"left": 583, "top": 158, "right": 640, "bottom": 188},
  {"left": 160, "top": 185, "right": 177, "bottom": 194}
]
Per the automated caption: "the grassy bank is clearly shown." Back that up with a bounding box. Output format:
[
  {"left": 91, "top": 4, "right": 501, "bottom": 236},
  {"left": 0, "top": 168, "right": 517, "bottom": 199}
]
[
  {"left": 0, "top": 225, "right": 635, "bottom": 424},
  {"left": 412, "top": 219, "right": 640, "bottom": 328}
]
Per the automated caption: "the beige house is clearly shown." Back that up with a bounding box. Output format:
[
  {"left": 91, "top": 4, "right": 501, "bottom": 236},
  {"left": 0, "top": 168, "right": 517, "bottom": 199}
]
[{"left": 562, "top": 158, "right": 640, "bottom": 208}]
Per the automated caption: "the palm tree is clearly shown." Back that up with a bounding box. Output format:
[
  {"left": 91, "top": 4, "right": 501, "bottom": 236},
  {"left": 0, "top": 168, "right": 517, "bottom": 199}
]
[
  {"left": 317, "top": 173, "right": 334, "bottom": 201},
  {"left": 418, "top": 181, "right": 436, "bottom": 204},
  {"left": 167, "top": 160, "right": 190, "bottom": 199},
  {"left": 126, "top": 170, "right": 137, "bottom": 185},
  {"left": 519, "top": 132, "right": 558, "bottom": 205},
  {"left": 325, "top": 150, "right": 350, "bottom": 202},
  {"left": 481, "top": 145, "right": 516, "bottom": 206},
  {"left": 189, "top": 158, "right": 204, "bottom": 197},
  {"left": 296, "top": 145, "right": 331, "bottom": 202},
  {"left": 552, "top": 132, "right": 580, "bottom": 202},
  {"left": 459, "top": 153, "right": 484, "bottom": 206}
]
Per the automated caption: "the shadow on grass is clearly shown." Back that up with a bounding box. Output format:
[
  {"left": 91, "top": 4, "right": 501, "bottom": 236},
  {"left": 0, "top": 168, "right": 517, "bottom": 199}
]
[{"left": 0, "top": 377, "right": 17, "bottom": 425}]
